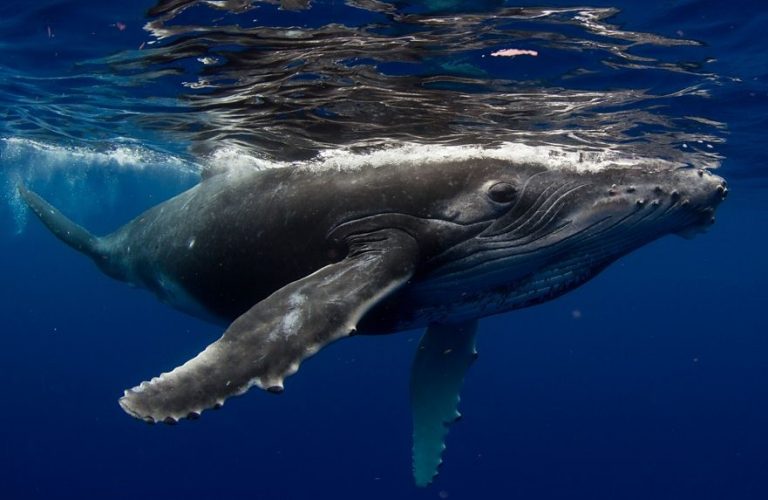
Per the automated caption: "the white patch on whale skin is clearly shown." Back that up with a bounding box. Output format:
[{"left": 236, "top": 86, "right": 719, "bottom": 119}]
[
  {"left": 269, "top": 292, "right": 306, "bottom": 341},
  {"left": 203, "top": 141, "right": 700, "bottom": 178}
]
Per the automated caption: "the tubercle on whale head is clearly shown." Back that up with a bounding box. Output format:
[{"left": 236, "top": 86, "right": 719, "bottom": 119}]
[
  {"left": 581, "top": 166, "right": 728, "bottom": 241},
  {"left": 560, "top": 165, "right": 727, "bottom": 250},
  {"left": 669, "top": 168, "right": 728, "bottom": 238}
]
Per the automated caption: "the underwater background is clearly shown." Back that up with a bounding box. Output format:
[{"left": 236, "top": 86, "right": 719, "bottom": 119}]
[{"left": 1, "top": 0, "right": 766, "bottom": 498}]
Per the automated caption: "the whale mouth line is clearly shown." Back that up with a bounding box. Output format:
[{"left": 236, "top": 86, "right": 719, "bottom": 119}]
[
  {"left": 482, "top": 181, "right": 590, "bottom": 239},
  {"left": 674, "top": 212, "right": 717, "bottom": 239},
  {"left": 427, "top": 188, "right": 713, "bottom": 290},
  {"left": 427, "top": 215, "right": 614, "bottom": 286}
]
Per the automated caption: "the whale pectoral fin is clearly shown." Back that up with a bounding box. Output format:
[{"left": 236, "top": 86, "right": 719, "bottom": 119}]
[
  {"left": 119, "top": 228, "right": 420, "bottom": 423},
  {"left": 411, "top": 320, "right": 478, "bottom": 487}
]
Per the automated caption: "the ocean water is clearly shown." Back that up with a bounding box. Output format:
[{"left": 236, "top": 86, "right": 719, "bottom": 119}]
[{"left": 1, "top": 1, "right": 766, "bottom": 499}]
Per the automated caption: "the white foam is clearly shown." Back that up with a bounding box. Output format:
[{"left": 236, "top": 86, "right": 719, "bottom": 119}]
[
  {"left": 205, "top": 144, "right": 280, "bottom": 173},
  {"left": 1, "top": 137, "right": 199, "bottom": 174},
  {"left": 310, "top": 142, "right": 659, "bottom": 172},
  {"left": 0, "top": 136, "right": 200, "bottom": 233},
  {"left": 203, "top": 141, "right": 691, "bottom": 177}
]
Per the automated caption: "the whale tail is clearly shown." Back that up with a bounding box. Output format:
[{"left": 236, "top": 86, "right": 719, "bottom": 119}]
[{"left": 18, "top": 184, "right": 114, "bottom": 273}]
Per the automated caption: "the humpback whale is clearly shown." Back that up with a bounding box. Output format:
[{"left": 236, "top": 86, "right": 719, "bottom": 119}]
[{"left": 20, "top": 150, "right": 727, "bottom": 486}]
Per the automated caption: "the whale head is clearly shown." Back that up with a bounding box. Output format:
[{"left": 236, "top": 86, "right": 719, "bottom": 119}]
[
  {"left": 481, "top": 163, "right": 729, "bottom": 248},
  {"left": 421, "top": 161, "right": 727, "bottom": 317}
]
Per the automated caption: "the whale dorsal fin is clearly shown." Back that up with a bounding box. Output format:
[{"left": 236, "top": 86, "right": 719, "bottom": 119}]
[
  {"left": 411, "top": 320, "right": 478, "bottom": 487},
  {"left": 119, "top": 228, "right": 420, "bottom": 423}
]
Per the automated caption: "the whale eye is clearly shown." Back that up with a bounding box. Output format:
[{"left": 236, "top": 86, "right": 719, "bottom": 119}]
[{"left": 487, "top": 182, "right": 517, "bottom": 203}]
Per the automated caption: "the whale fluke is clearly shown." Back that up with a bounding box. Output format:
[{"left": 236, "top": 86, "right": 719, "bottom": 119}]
[
  {"left": 18, "top": 184, "right": 103, "bottom": 261},
  {"left": 411, "top": 320, "right": 478, "bottom": 487}
]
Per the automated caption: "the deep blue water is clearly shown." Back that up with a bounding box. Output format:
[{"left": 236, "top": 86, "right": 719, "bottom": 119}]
[{"left": 1, "top": 1, "right": 767, "bottom": 499}]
